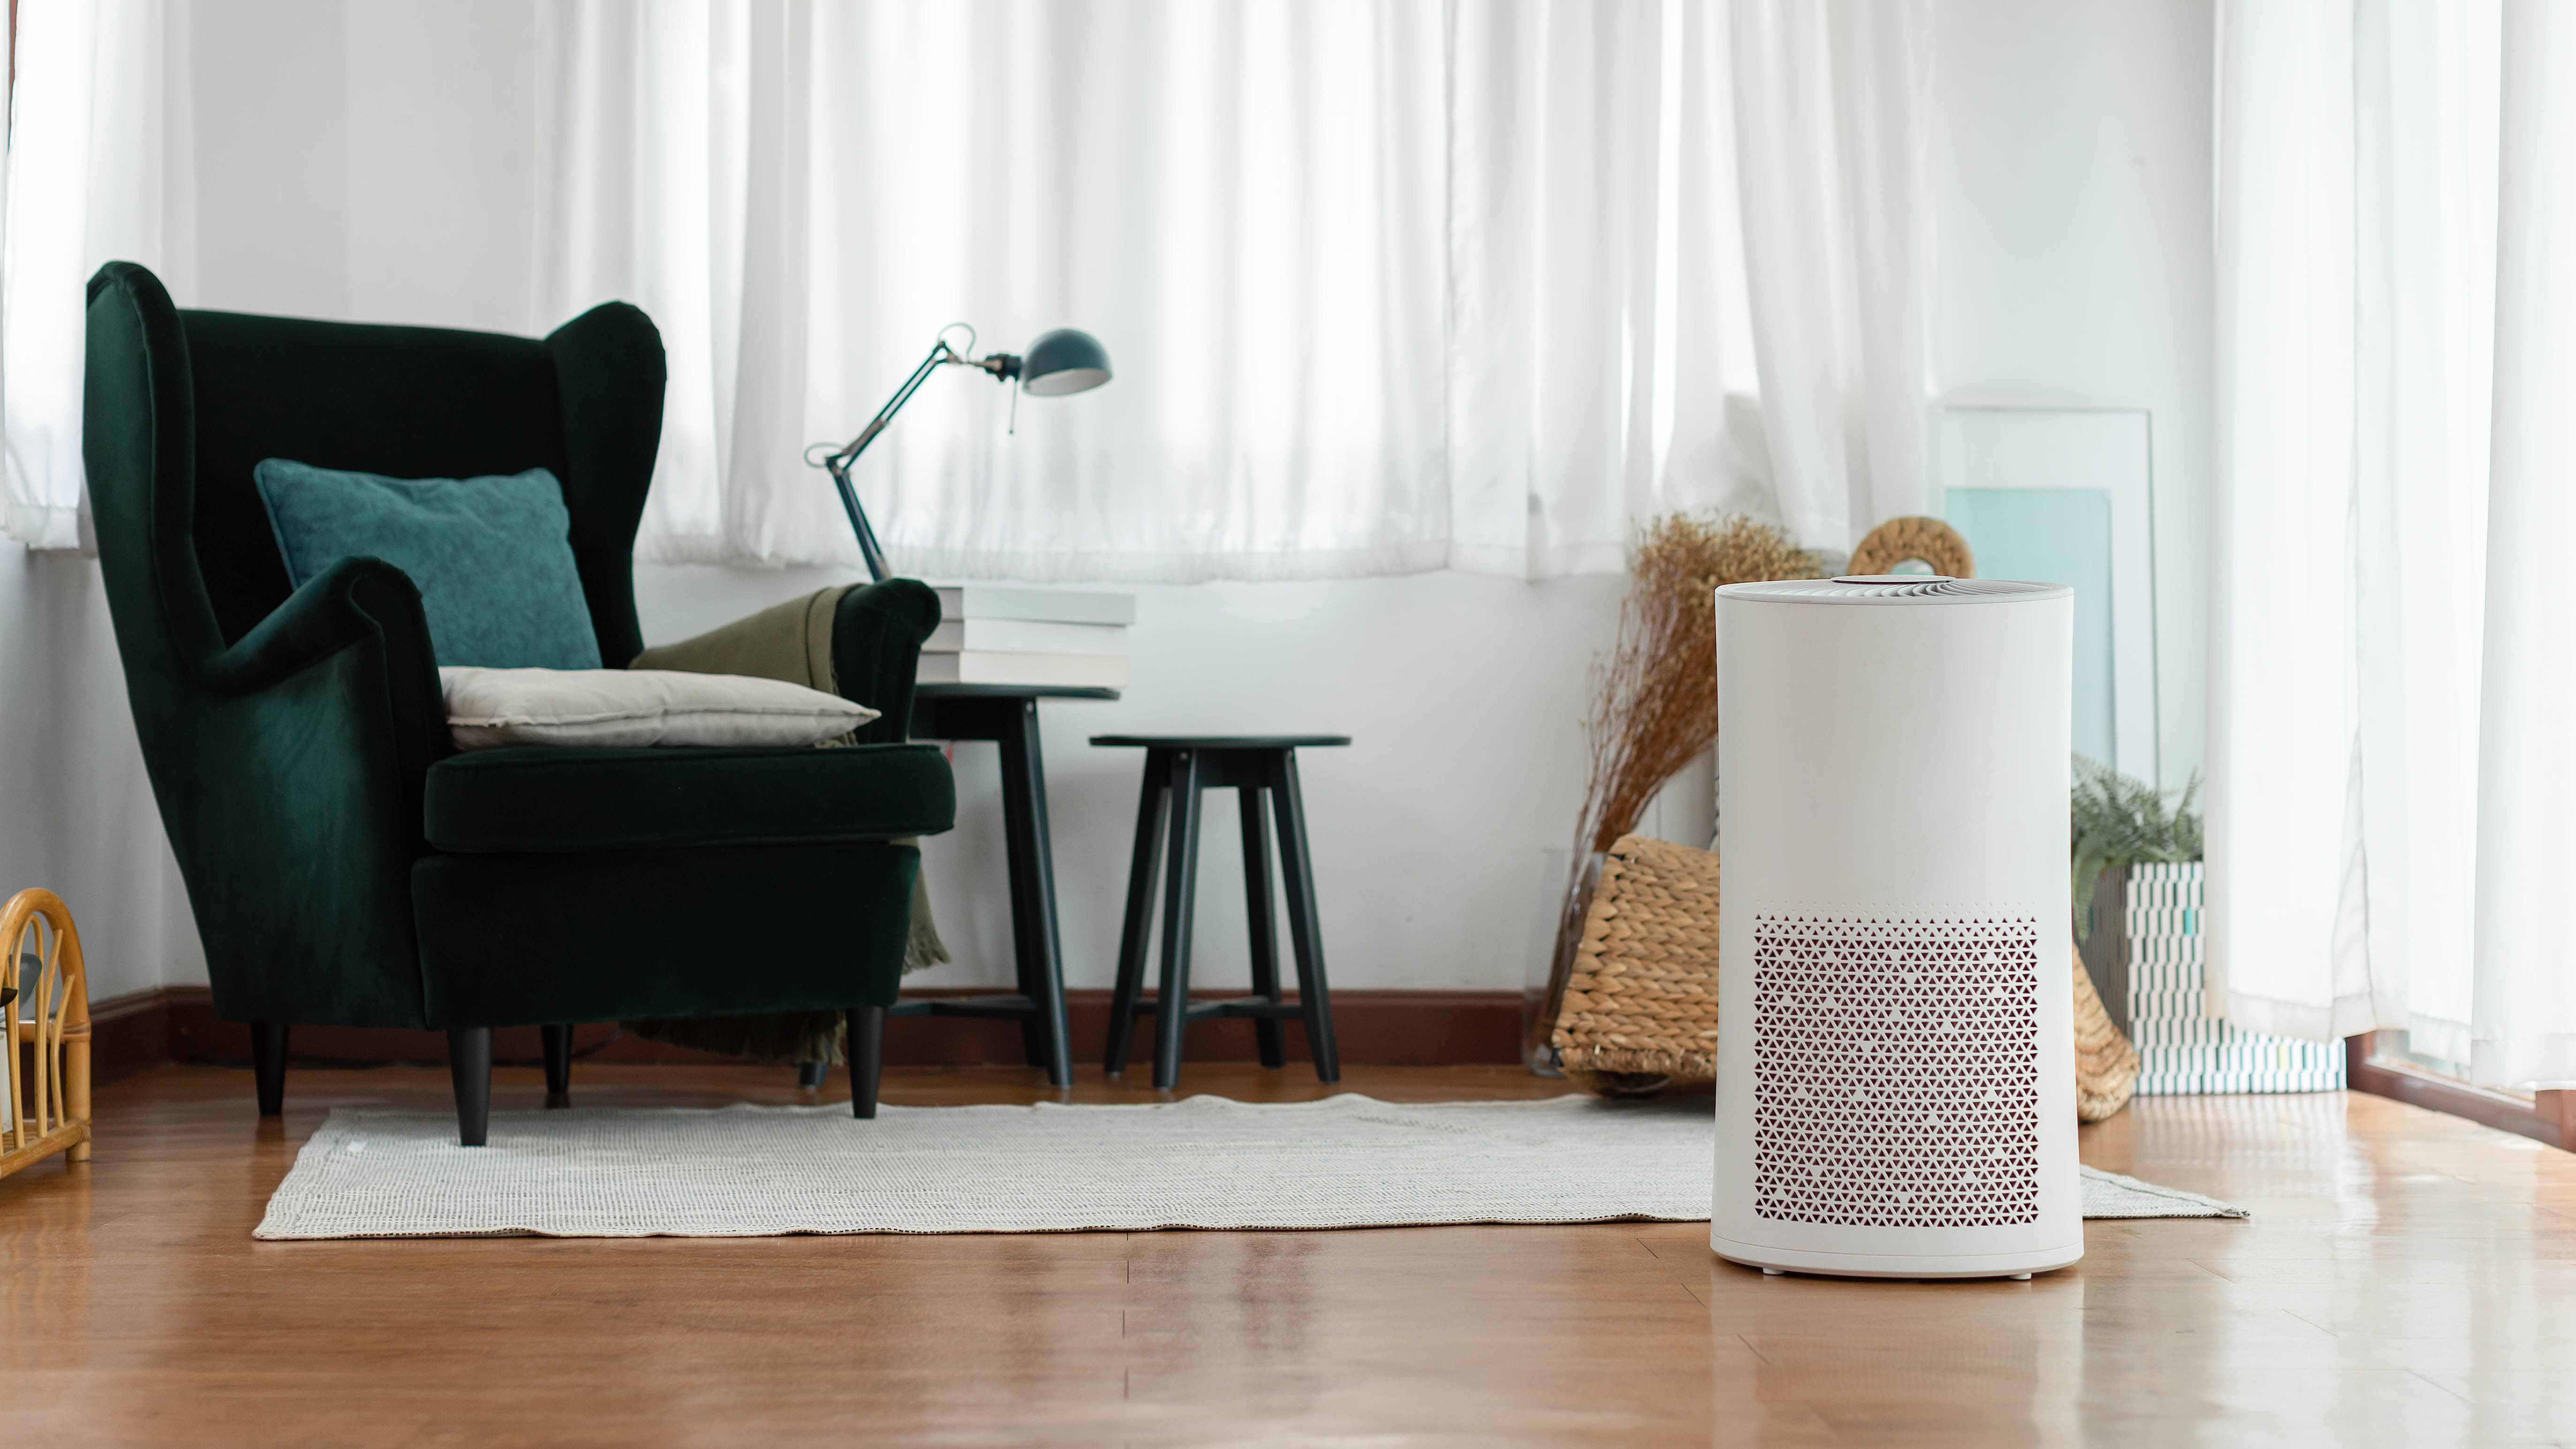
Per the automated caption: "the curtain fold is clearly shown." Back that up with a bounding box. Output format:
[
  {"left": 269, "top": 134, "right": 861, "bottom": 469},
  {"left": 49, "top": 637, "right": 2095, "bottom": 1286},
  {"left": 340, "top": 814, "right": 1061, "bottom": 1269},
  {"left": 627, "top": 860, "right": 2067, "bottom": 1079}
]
[
  {"left": 1727, "top": 0, "right": 1934, "bottom": 552},
  {"left": 533, "top": 0, "right": 1926, "bottom": 578},
  {"left": 1445, "top": 0, "right": 1669, "bottom": 578},
  {"left": 2209, "top": 0, "right": 2372, "bottom": 1044},
  {"left": 2471, "top": 0, "right": 2576, "bottom": 1088},
  {"left": 2, "top": 0, "right": 191, "bottom": 549},
  {"left": 3, "top": 2, "right": 1937, "bottom": 573},
  {"left": 2349, "top": 0, "right": 2496, "bottom": 1065},
  {"left": 2213, "top": 0, "right": 2576, "bottom": 1089},
  {"left": 539, "top": 0, "right": 1456, "bottom": 579}
]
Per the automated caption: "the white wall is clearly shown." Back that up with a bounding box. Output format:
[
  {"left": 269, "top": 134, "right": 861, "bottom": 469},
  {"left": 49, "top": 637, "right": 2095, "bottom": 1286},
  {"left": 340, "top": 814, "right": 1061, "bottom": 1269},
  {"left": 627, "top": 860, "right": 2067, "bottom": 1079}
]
[
  {"left": 0, "top": 0, "right": 2218, "bottom": 1000},
  {"left": 1934, "top": 0, "right": 2216, "bottom": 788},
  {"left": 0, "top": 548, "right": 205, "bottom": 1001}
]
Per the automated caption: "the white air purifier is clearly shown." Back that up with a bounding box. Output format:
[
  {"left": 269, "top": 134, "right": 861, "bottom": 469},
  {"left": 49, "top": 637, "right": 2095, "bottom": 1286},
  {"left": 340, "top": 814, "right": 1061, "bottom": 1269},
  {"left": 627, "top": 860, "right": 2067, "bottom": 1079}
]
[{"left": 1710, "top": 576, "right": 2079, "bottom": 1280}]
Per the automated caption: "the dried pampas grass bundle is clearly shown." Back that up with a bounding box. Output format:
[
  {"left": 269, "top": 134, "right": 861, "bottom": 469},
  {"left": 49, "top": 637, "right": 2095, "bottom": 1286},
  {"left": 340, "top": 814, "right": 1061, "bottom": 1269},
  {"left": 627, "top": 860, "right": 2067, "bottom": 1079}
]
[{"left": 1528, "top": 514, "right": 1822, "bottom": 1067}]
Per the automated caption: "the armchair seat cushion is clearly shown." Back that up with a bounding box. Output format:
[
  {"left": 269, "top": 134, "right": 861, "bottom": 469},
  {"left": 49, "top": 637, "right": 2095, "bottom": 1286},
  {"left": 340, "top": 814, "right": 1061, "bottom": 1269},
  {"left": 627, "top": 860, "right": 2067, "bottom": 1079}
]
[{"left": 424, "top": 742, "right": 954, "bottom": 854}]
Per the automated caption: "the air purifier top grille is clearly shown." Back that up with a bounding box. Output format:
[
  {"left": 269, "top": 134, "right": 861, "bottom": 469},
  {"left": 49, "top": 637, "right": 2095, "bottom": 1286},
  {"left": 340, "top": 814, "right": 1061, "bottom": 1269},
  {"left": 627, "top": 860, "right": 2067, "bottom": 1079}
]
[{"left": 1718, "top": 577, "right": 2068, "bottom": 606}]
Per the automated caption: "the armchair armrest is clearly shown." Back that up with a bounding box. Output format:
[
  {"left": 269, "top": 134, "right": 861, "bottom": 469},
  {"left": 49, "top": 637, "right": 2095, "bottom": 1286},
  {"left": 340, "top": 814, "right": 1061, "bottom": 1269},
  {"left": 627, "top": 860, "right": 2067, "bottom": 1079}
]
[
  {"left": 201, "top": 556, "right": 435, "bottom": 696},
  {"left": 831, "top": 578, "right": 940, "bottom": 745},
  {"left": 198, "top": 554, "right": 450, "bottom": 807}
]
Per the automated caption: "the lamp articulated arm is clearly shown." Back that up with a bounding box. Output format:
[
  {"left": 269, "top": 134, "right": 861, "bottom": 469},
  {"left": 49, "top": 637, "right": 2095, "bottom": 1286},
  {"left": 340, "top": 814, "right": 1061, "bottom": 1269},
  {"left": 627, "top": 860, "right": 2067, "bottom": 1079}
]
[
  {"left": 808, "top": 323, "right": 1107, "bottom": 581},
  {"left": 812, "top": 329, "right": 1023, "bottom": 582}
]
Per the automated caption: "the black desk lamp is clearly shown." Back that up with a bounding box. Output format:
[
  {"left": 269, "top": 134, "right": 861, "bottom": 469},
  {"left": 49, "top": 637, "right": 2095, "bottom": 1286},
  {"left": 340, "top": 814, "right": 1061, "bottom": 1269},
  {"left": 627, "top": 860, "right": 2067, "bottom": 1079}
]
[{"left": 806, "top": 323, "right": 1113, "bottom": 580}]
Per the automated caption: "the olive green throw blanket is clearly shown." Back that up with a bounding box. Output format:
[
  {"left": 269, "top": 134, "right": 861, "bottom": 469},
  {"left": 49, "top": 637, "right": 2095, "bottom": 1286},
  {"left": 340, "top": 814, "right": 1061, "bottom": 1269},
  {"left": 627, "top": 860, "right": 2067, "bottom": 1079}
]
[{"left": 623, "top": 586, "right": 949, "bottom": 1065}]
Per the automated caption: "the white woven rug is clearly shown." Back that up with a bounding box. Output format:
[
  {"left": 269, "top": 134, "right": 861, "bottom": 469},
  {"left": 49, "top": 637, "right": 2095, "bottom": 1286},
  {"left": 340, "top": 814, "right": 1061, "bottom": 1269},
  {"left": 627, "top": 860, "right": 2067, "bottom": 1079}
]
[{"left": 253, "top": 1093, "right": 2243, "bottom": 1240}]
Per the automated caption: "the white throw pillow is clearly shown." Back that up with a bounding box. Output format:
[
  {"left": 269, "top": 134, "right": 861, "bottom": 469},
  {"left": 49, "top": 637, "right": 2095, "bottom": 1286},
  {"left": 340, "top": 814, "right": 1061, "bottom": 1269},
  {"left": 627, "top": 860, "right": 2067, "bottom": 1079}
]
[{"left": 439, "top": 667, "right": 878, "bottom": 751}]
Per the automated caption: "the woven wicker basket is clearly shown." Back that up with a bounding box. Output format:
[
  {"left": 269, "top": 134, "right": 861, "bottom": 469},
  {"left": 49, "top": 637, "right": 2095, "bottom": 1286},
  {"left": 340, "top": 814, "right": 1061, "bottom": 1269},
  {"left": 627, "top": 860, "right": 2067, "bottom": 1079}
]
[
  {"left": 1551, "top": 835, "right": 1722, "bottom": 1095},
  {"left": 1550, "top": 832, "right": 2142, "bottom": 1119},
  {"left": 2072, "top": 947, "right": 2140, "bottom": 1121}
]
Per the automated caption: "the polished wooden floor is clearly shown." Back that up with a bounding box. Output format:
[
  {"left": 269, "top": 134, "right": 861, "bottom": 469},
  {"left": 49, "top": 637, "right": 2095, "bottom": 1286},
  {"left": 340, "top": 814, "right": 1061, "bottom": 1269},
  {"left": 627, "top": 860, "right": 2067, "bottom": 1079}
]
[{"left": 3, "top": 1064, "right": 2573, "bottom": 1448}]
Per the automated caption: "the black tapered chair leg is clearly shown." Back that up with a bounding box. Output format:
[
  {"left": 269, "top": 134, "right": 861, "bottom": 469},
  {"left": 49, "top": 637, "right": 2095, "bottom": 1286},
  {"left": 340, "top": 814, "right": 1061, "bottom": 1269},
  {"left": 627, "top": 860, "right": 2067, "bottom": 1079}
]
[
  {"left": 448, "top": 1027, "right": 493, "bottom": 1146},
  {"left": 847, "top": 1006, "right": 886, "bottom": 1119},
  {"left": 796, "top": 1061, "right": 829, "bottom": 1090},
  {"left": 541, "top": 1024, "right": 574, "bottom": 1104},
  {"left": 251, "top": 1021, "right": 289, "bottom": 1117}
]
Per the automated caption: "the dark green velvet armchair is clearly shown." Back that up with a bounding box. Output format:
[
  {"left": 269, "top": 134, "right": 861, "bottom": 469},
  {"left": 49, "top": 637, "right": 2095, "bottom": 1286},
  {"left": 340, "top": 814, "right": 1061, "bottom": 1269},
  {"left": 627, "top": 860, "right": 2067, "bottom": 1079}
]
[{"left": 82, "top": 261, "right": 953, "bottom": 1143}]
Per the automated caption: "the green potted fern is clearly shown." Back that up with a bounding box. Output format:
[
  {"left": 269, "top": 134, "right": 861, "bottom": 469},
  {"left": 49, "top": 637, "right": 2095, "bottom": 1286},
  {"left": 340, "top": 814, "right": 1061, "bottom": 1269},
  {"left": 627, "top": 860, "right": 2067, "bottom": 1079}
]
[{"left": 2071, "top": 755, "right": 2202, "bottom": 940}]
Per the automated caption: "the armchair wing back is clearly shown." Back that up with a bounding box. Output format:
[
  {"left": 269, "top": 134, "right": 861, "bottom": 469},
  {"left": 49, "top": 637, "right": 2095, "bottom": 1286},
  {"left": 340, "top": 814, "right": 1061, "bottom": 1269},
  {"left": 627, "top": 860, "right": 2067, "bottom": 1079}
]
[
  {"left": 85, "top": 262, "right": 657, "bottom": 1027},
  {"left": 84, "top": 263, "right": 945, "bottom": 1050}
]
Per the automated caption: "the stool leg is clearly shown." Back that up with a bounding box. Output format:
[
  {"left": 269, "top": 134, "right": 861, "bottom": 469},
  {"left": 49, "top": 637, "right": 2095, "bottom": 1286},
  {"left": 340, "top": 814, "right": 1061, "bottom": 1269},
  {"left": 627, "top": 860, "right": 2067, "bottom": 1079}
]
[
  {"left": 1152, "top": 750, "right": 1206, "bottom": 1090},
  {"left": 1105, "top": 750, "right": 1170, "bottom": 1076},
  {"left": 1239, "top": 784, "right": 1287, "bottom": 1069},
  {"left": 1270, "top": 750, "right": 1340, "bottom": 1083}
]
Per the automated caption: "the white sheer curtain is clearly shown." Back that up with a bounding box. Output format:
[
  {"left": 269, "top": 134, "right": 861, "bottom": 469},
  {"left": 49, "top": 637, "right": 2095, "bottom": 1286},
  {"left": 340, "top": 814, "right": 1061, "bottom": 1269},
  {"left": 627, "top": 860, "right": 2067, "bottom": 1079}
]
[
  {"left": 1, "top": 0, "right": 192, "bottom": 548},
  {"left": 2212, "top": 0, "right": 2576, "bottom": 1089},
  {"left": 533, "top": 0, "right": 1931, "bottom": 577},
  {"left": 537, "top": 0, "right": 1454, "bottom": 577},
  {"left": 1728, "top": 0, "right": 1934, "bottom": 549},
  {"left": 1448, "top": 0, "right": 1685, "bottom": 578},
  {"left": 2475, "top": 0, "right": 2576, "bottom": 1088}
]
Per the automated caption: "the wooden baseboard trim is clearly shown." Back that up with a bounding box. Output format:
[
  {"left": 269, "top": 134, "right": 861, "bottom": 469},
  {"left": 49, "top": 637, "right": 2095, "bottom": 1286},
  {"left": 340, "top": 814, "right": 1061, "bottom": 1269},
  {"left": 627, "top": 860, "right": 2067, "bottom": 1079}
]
[
  {"left": 86, "top": 985, "right": 1523, "bottom": 1085},
  {"left": 2345, "top": 1033, "right": 2575, "bottom": 1152},
  {"left": 90, "top": 985, "right": 182, "bottom": 1087}
]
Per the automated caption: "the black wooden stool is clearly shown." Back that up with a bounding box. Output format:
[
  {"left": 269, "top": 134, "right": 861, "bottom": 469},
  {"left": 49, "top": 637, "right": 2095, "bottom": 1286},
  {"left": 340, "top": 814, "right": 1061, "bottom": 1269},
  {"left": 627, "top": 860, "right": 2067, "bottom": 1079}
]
[{"left": 1092, "top": 735, "right": 1349, "bottom": 1089}]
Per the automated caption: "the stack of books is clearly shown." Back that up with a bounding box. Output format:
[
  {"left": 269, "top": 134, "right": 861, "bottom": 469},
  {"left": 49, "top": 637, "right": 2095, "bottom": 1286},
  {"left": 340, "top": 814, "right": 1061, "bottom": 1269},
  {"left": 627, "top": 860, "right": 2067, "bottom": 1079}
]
[
  {"left": 919, "top": 586, "right": 1134, "bottom": 689},
  {"left": 2124, "top": 861, "right": 2345, "bottom": 1094}
]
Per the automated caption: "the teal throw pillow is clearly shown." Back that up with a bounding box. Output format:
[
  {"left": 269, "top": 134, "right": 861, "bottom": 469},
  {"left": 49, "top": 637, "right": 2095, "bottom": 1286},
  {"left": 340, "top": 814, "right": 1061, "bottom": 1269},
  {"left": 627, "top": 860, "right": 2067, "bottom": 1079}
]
[{"left": 252, "top": 459, "right": 603, "bottom": 670}]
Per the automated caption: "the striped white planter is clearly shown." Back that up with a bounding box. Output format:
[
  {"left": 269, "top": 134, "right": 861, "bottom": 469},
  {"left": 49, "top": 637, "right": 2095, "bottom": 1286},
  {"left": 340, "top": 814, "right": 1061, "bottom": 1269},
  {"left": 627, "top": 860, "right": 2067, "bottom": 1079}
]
[{"left": 2125, "top": 862, "right": 2345, "bottom": 1095}]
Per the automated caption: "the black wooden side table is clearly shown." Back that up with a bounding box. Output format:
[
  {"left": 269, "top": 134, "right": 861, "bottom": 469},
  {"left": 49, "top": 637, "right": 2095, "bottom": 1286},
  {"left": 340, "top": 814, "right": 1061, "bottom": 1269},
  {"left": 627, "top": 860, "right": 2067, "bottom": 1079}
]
[
  {"left": 1092, "top": 735, "right": 1349, "bottom": 1090},
  {"left": 890, "top": 683, "right": 1116, "bottom": 1089}
]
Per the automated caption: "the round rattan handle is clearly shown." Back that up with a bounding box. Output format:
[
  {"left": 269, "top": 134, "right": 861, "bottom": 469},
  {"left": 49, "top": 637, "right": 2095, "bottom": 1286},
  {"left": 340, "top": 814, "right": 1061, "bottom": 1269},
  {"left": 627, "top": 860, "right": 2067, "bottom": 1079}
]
[{"left": 1849, "top": 516, "right": 1974, "bottom": 579}]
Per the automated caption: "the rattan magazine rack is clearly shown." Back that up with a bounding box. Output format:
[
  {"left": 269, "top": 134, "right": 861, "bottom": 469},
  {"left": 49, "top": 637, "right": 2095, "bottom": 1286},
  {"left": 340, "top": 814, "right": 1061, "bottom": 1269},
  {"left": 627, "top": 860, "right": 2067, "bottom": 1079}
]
[{"left": 2, "top": 888, "right": 92, "bottom": 1182}]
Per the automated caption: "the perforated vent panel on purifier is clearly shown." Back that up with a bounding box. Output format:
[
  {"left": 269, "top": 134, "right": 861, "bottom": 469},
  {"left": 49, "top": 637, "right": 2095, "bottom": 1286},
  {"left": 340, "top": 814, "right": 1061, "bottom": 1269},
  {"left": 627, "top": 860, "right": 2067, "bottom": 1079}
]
[{"left": 1750, "top": 913, "right": 2043, "bottom": 1229}]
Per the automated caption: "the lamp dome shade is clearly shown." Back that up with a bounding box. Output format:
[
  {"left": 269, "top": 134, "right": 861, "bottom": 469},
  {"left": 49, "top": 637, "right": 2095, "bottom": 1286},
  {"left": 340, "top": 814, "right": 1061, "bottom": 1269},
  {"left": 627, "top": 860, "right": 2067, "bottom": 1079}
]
[{"left": 1020, "top": 328, "right": 1112, "bottom": 396}]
